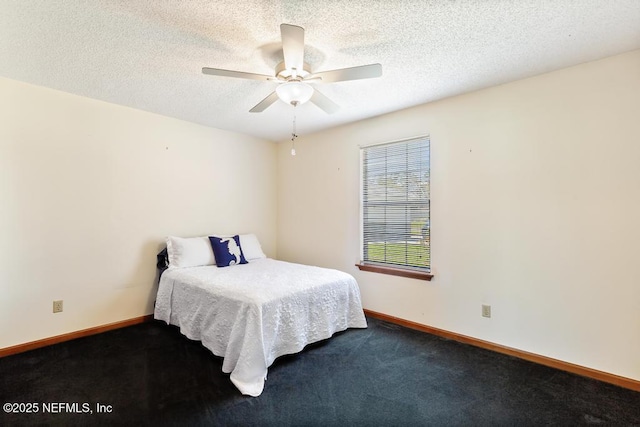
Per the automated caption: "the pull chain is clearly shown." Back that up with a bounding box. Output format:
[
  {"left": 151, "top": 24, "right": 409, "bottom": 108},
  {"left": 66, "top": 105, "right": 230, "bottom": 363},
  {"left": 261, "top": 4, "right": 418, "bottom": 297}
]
[{"left": 291, "top": 103, "right": 298, "bottom": 156}]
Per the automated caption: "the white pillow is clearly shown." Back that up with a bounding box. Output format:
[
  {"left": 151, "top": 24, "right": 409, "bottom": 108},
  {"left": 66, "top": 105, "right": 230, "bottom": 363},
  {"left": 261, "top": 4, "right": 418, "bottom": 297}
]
[
  {"left": 166, "top": 236, "right": 215, "bottom": 268},
  {"left": 239, "top": 234, "right": 267, "bottom": 260}
]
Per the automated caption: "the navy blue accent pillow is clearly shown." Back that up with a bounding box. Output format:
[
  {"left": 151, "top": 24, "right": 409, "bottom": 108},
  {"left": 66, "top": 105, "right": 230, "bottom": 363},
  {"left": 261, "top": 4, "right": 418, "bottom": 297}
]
[{"left": 208, "top": 235, "right": 248, "bottom": 267}]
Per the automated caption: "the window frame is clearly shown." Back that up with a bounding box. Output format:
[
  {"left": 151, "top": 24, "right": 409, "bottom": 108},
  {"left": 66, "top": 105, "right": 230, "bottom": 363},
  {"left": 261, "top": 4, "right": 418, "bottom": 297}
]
[{"left": 356, "top": 136, "right": 433, "bottom": 281}]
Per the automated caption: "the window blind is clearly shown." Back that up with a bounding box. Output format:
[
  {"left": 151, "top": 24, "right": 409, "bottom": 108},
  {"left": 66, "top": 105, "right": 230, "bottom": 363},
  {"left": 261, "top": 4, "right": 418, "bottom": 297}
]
[{"left": 361, "top": 136, "right": 430, "bottom": 271}]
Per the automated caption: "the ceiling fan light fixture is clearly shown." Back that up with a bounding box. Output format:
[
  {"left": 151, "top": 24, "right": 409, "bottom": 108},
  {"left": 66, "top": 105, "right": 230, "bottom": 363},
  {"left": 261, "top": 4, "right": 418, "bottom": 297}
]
[
  {"left": 276, "top": 81, "right": 314, "bottom": 106},
  {"left": 203, "top": 24, "right": 382, "bottom": 114}
]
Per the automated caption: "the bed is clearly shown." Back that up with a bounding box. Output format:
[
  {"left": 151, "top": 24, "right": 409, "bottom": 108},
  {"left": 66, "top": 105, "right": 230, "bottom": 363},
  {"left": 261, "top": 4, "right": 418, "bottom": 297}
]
[{"left": 154, "top": 235, "right": 367, "bottom": 397}]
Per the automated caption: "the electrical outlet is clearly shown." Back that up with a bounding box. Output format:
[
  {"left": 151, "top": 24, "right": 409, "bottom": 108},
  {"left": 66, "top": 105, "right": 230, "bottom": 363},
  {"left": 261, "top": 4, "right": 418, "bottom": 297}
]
[
  {"left": 482, "top": 304, "right": 491, "bottom": 318},
  {"left": 53, "top": 300, "right": 63, "bottom": 313}
]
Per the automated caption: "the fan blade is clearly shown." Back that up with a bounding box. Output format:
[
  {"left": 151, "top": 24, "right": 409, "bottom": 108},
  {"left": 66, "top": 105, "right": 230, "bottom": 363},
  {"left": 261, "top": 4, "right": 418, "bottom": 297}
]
[
  {"left": 280, "top": 24, "right": 305, "bottom": 74},
  {"left": 202, "top": 67, "right": 273, "bottom": 81},
  {"left": 310, "top": 63, "right": 382, "bottom": 83},
  {"left": 310, "top": 89, "right": 339, "bottom": 114},
  {"left": 249, "top": 91, "right": 280, "bottom": 113}
]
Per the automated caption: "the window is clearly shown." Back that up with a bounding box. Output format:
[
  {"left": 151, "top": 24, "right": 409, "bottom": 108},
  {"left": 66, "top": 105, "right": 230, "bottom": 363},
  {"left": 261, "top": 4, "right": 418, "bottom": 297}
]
[{"left": 357, "top": 136, "right": 432, "bottom": 280}]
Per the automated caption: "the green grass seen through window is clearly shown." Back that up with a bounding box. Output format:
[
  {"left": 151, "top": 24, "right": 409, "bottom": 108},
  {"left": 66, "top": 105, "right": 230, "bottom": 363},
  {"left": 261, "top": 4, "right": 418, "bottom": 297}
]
[{"left": 366, "top": 242, "right": 430, "bottom": 269}]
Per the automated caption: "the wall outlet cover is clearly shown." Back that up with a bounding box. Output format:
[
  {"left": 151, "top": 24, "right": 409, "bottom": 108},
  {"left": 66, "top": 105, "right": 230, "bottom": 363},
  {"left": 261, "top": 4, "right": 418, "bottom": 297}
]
[
  {"left": 53, "top": 300, "right": 63, "bottom": 313},
  {"left": 482, "top": 304, "right": 491, "bottom": 318}
]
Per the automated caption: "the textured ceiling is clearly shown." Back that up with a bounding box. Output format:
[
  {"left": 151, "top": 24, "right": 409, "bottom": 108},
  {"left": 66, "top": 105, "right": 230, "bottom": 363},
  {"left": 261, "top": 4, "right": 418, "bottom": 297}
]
[{"left": 1, "top": 1, "right": 639, "bottom": 141}]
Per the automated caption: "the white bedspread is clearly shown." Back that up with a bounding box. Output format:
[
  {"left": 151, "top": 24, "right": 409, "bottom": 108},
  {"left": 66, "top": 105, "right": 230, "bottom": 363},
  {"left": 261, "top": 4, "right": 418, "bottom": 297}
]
[{"left": 154, "top": 258, "right": 367, "bottom": 396}]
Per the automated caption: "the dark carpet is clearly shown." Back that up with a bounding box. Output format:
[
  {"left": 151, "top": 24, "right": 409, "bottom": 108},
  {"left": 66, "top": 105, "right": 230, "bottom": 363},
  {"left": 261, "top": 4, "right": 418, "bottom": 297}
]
[{"left": 1, "top": 317, "right": 639, "bottom": 426}]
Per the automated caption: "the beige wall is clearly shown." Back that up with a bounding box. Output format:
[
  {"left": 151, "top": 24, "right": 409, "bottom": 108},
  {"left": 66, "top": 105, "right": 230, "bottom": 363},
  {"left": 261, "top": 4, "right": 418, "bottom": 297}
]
[
  {"left": 0, "top": 77, "right": 277, "bottom": 348},
  {"left": 276, "top": 50, "right": 640, "bottom": 381}
]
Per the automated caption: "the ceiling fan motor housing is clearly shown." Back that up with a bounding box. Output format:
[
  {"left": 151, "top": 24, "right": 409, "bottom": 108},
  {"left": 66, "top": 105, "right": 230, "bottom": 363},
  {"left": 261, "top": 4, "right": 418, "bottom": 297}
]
[{"left": 275, "top": 61, "right": 312, "bottom": 81}]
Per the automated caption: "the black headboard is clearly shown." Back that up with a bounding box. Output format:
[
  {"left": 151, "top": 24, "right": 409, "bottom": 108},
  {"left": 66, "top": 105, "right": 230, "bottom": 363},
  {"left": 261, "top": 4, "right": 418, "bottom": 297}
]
[{"left": 157, "top": 248, "right": 169, "bottom": 277}]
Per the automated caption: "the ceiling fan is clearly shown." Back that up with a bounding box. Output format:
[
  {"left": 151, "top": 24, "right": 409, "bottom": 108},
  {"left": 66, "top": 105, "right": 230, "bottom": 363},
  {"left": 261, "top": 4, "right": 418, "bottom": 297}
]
[{"left": 202, "top": 24, "right": 382, "bottom": 114}]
